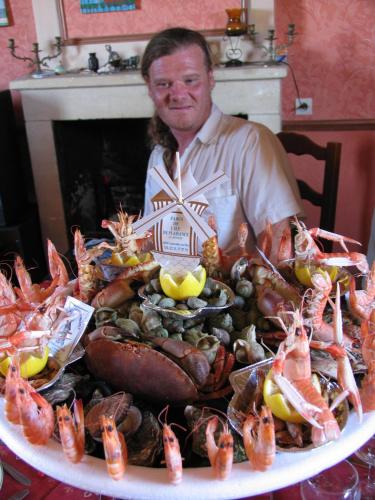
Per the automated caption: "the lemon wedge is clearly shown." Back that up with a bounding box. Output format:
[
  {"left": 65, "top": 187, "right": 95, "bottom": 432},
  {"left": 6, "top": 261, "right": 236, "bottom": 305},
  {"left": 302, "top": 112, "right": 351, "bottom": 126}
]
[
  {"left": 159, "top": 265, "right": 207, "bottom": 301},
  {"left": 263, "top": 369, "right": 321, "bottom": 423},
  {"left": 110, "top": 252, "right": 126, "bottom": 266},
  {"left": 110, "top": 252, "right": 152, "bottom": 267},
  {"left": 0, "top": 347, "right": 49, "bottom": 379},
  {"left": 295, "top": 263, "right": 338, "bottom": 288}
]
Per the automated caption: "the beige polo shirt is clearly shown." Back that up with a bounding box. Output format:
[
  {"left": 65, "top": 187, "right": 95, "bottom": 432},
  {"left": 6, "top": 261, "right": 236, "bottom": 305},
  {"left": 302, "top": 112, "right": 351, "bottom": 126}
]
[{"left": 144, "top": 104, "right": 303, "bottom": 255}]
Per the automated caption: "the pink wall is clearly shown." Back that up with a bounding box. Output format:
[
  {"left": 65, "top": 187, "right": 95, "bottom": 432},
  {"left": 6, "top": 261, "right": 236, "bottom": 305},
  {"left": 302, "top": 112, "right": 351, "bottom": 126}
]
[
  {"left": 275, "top": 0, "right": 375, "bottom": 252},
  {"left": 275, "top": 0, "right": 375, "bottom": 120},
  {"left": 0, "top": 1, "right": 374, "bottom": 251},
  {"left": 63, "top": 0, "right": 235, "bottom": 38},
  {"left": 0, "top": 1, "right": 36, "bottom": 93}
]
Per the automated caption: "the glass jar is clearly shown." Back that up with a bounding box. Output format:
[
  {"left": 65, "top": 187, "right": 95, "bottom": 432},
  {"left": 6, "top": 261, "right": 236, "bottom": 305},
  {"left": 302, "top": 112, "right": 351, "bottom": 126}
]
[{"left": 225, "top": 8, "right": 247, "bottom": 36}]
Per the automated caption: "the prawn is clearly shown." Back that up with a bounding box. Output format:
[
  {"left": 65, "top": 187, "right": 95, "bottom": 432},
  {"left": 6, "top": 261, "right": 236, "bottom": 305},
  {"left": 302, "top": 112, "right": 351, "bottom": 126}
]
[
  {"left": 101, "top": 414, "right": 127, "bottom": 481},
  {"left": 159, "top": 406, "right": 184, "bottom": 485},
  {"left": 57, "top": 399, "right": 85, "bottom": 463},
  {"left": 4, "top": 357, "right": 23, "bottom": 424},
  {"left": 205, "top": 416, "right": 233, "bottom": 480},
  {"left": 242, "top": 405, "right": 275, "bottom": 471},
  {"left": 16, "top": 378, "right": 55, "bottom": 445}
]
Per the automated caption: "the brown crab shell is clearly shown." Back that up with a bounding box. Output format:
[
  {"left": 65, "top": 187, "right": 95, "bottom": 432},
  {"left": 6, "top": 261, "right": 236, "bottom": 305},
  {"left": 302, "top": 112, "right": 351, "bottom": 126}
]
[{"left": 84, "top": 338, "right": 199, "bottom": 404}]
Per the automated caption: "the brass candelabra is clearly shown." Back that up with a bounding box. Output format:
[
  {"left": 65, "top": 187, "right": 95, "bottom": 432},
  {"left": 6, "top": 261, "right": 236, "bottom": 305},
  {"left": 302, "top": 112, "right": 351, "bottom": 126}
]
[
  {"left": 249, "top": 23, "right": 297, "bottom": 62},
  {"left": 8, "top": 37, "right": 63, "bottom": 77}
]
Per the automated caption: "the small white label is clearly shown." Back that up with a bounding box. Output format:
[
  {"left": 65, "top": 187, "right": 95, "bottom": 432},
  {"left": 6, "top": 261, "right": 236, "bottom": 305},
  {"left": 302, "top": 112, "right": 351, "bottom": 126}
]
[
  {"left": 161, "top": 211, "right": 191, "bottom": 255},
  {"left": 48, "top": 296, "right": 94, "bottom": 365}
]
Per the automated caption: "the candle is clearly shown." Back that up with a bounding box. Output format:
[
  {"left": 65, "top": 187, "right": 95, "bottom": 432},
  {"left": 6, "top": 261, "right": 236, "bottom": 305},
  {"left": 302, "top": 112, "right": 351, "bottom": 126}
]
[
  {"left": 240, "top": 0, "right": 248, "bottom": 26},
  {"left": 176, "top": 152, "right": 182, "bottom": 203}
]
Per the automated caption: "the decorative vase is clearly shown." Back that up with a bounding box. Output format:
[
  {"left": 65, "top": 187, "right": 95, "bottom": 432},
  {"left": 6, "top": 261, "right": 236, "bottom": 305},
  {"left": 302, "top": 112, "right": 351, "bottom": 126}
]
[
  {"left": 88, "top": 53, "right": 99, "bottom": 72},
  {"left": 225, "top": 8, "right": 247, "bottom": 36}
]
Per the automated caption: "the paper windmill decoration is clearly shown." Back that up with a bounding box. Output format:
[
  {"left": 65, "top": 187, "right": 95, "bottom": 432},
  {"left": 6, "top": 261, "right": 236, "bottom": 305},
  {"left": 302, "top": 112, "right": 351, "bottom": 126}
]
[{"left": 133, "top": 155, "right": 228, "bottom": 275}]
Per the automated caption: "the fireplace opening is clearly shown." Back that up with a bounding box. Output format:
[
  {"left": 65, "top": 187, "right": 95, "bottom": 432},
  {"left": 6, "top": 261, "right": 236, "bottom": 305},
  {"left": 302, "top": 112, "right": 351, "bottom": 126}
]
[{"left": 53, "top": 118, "right": 151, "bottom": 246}]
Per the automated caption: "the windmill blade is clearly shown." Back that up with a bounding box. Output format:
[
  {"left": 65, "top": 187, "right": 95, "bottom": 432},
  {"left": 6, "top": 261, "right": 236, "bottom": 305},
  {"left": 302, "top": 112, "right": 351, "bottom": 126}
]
[
  {"left": 133, "top": 201, "right": 178, "bottom": 234},
  {"left": 150, "top": 165, "right": 179, "bottom": 200},
  {"left": 179, "top": 204, "right": 216, "bottom": 242},
  {"left": 184, "top": 171, "right": 228, "bottom": 202}
]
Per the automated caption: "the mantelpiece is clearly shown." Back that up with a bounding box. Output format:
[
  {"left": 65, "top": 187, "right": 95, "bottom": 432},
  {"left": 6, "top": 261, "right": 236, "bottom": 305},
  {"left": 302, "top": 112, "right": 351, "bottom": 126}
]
[{"left": 10, "top": 64, "right": 287, "bottom": 255}]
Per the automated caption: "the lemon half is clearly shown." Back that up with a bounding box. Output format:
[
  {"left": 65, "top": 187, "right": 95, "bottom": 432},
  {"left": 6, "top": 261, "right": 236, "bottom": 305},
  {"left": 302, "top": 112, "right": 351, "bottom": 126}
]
[
  {"left": 263, "top": 369, "right": 321, "bottom": 423},
  {"left": 159, "top": 265, "right": 207, "bottom": 301},
  {"left": 295, "top": 263, "right": 339, "bottom": 288},
  {"left": 0, "top": 347, "right": 49, "bottom": 379}
]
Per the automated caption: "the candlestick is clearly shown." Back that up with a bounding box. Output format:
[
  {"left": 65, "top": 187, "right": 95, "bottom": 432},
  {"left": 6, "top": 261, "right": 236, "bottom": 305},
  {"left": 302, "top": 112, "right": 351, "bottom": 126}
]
[
  {"left": 288, "top": 24, "right": 296, "bottom": 36},
  {"left": 249, "top": 23, "right": 298, "bottom": 63},
  {"left": 240, "top": 0, "right": 248, "bottom": 26},
  {"left": 176, "top": 152, "right": 183, "bottom": 203},
  {"left": 7, "top": 36, "right": 63, "bottom": 78}
]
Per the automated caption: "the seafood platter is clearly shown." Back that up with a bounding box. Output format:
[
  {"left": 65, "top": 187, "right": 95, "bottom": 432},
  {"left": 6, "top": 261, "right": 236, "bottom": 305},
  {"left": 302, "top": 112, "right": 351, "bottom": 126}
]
[{"left": 0, "top": 161, "right": 374, "bottom": 499}]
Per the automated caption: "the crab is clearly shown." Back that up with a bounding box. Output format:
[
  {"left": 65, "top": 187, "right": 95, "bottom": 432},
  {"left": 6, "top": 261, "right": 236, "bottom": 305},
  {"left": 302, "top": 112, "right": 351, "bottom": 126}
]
[{"left": 84, "top": 331, "right": 234, "bottom": 404}]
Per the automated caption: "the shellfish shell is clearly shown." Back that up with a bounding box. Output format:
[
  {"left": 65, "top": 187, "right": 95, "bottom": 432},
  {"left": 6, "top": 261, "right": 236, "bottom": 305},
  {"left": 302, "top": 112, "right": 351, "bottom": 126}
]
[
  {"left": 227, "top": 358, "right": 350, "bottom": 452},
  {"left": 85, "top": 338, "right": 199, "bottom": 403},
  {"left": 138, "top": 280, "right": 235, "bottom": 320}
]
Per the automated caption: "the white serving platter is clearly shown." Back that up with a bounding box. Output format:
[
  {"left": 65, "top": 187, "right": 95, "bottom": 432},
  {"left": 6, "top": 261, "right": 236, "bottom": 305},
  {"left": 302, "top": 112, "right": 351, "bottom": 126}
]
[{"left": 0, "top": 399, "right": 374, "bottom": 500}]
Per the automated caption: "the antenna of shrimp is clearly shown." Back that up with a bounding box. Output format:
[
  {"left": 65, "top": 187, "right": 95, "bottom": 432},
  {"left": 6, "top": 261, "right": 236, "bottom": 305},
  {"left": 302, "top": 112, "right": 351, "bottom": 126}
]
[{"left": 158, "top": 404, "right": 187, "bottom": 433}]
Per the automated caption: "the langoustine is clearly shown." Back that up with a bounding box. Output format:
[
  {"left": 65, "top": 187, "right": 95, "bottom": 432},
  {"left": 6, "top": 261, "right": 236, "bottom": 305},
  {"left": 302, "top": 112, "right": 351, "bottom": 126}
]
[
  {"left": 359, "top": 309, "right": 375, "bottom": 412},
  {"left": 293, "top": 219, "right": 369, "bottom": 274},
  {"left": 270, "top": 311, "right": 341, "bottom": 447},
  {"left": 349, "top": 261, "right": 375, "bottom": 321}
]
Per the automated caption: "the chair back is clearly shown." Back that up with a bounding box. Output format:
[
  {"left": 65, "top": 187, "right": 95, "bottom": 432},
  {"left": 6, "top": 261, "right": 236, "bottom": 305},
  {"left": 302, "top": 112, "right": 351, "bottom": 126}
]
[{"left": 277, "top": 131, "right": 341, "bottom": 252}]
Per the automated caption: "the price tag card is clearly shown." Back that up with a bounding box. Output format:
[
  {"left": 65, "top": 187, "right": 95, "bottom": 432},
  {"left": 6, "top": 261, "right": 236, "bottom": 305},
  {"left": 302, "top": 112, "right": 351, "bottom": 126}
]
[{"left": 48, "top": 296, "right": 94, "bottom": 365}]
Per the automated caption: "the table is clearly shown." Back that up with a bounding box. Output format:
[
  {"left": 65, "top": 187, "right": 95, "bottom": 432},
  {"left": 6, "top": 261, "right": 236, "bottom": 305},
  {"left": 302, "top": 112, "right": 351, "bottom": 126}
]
[{"left": 1, "top": 440, "right": 371, "bottom": 500}]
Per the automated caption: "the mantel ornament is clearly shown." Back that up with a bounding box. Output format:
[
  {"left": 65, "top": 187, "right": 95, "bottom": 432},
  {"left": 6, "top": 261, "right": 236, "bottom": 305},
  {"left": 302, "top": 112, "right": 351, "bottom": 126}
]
[{"left": 8, "top": 36, "right": 63, "bottom": 78}]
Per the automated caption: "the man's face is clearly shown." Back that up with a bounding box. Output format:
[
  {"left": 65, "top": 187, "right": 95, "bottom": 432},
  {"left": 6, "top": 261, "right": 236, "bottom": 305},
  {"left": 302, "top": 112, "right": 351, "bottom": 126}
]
[{"left": 146, "top": 45, "right": 215, "bottom": 138}]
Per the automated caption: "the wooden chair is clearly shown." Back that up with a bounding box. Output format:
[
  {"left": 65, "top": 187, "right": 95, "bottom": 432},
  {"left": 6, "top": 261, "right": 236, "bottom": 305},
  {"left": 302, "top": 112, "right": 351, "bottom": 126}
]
[{"left": 277, "top": 131, "right": 342, "bottom": 252}]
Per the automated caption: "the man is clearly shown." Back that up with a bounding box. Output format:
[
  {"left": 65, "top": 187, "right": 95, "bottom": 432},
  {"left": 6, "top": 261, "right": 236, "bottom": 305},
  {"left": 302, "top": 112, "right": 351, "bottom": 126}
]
[{"left": 141, "top": 27, "right": 302, "bottom": 259}]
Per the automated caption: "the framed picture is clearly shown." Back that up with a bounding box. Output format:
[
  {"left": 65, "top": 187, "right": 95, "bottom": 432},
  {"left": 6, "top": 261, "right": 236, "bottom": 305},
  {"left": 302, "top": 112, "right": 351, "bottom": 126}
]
[
  {"left": 57, "top": 0, "right": 238, "bottom": 45},
  {"left": 0, "top": 0, "right": 9, "bottom": 27},
  {"left": 80, "top": 1, "right": 138, "bottom": 14}
]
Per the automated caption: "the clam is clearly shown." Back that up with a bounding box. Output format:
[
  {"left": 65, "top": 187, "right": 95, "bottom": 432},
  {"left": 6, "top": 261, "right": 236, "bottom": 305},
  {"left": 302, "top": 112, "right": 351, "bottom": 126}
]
[
  {"left": 127, "top": 410, "right": 163, "bottom": 466},
  {"left": 95, "top": 307, "right": 118, "bottom": 327},
  {"left": 117, "top": 405, "right": 143, "bottom": 437},
  {"left": 85, "top": 392, "right": 133, "bottom": 440}
]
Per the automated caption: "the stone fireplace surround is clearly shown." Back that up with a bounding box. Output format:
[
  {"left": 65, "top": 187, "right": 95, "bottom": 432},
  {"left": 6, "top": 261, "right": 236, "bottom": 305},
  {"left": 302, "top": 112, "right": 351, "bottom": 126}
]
[{"left": 10, "top": 65, "right": 287, "bottom": 255}]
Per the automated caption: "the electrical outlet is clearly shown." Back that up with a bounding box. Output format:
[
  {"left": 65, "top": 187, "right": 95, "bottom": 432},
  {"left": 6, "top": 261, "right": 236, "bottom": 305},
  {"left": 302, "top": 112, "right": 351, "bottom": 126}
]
[{"left": 295, "top": 98, "right": 313, "bottom": 115}]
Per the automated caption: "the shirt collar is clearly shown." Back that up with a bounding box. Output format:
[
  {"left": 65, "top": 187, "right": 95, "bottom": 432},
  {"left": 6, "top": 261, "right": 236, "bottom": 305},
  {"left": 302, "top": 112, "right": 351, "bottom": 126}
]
[{"left": 195, "top": 104, "right": 223, "bottom": 145}]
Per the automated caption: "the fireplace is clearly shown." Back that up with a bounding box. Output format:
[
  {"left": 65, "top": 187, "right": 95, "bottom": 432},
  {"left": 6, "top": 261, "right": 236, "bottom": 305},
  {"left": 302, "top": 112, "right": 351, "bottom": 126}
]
[
  {"left": 10, "top": 65, "right": 287, "bottom": 256},
  {"left": 53, "top": 117, "right": 150, "bottom": 245}
]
